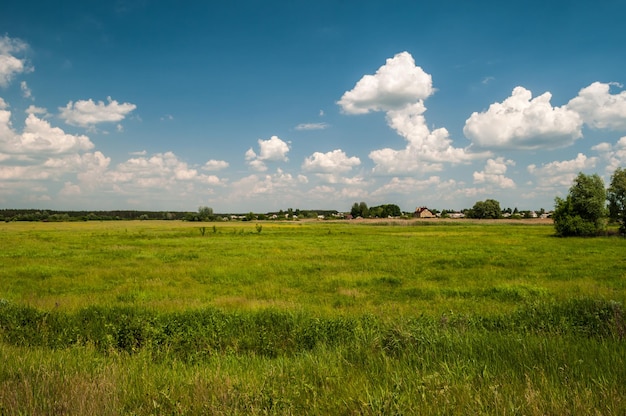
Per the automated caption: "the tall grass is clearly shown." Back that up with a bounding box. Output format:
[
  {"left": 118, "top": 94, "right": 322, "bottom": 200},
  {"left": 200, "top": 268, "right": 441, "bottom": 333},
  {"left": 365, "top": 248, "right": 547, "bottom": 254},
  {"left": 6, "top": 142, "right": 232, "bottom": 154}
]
[{"left": 1, "top": 300, "right": 624, "bottom": 414}]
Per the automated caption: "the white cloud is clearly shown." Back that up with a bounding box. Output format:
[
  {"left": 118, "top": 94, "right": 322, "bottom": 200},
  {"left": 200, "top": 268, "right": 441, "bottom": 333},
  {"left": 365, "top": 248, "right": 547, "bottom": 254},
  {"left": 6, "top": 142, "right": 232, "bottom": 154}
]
[
  {"left": 202, "top": 159, "right": 229, "bottom": 171},
  {"left": 302, "top": 149, "right": 360, "bottom": 173},
  {"left": 0, "top": 98, "right": 109, "bottom": 195},
  {"left": 566, "top": 82, "right": 626, "bottom": 130},
  {"left": 0, "top": 101, "right": 13, "bottom": 140},
  {"left": 60, "top": 182, "right": 81, "bottom": 196},
  {"left": 247, "top": 159, "right": 267, "bottom": 172},
  {"left": 0, "top": 35, "right": 30, "bottom": 87},
  {"left": 338, "top": 53, "right": 489, "bottom": 175},
  {"left": 26, "top": 105, "right": 47, "bottom": 115},
  {"left": 295, "top": 122, "right": 329, "bottom": 131},
  {"left": 369, "top": 103, "right": 489, "bottom": 174},
  {"left": 257, "top": 136, "right": 289, "bottom": 161},
  {"left": 227, "top": 169, "right": 300, "bottom": 200},
  {"left": 464, "top": 86, "right": 583, "bottom": 150},
  {"left": 20, "top": 81, "right": 32, "bottom": 98},
  {"left": 337, "top": 51, "right": 434, "bottom": 114},
  {"left": 61, "top": 151, "right": 226, "bottom": 205},
  {"left": 591, "top": 136, "right": 626, "bottom": 174},
  {"left": 59, "top": 96, "right": 137, "bottom": 127},
  {"left": 371, "top": 176, "right": 446, "bottom": 195},
  {"left": 527, "top": 153, "right": 597, "bottom": 188},
  {"left": 0, "top": 165, "right": 54, "bottom": 181},
  {"left": 43, "top": 151, "right": 110, "bottom": 172},
  {"left": 246, "top": 135, "right": 289, "bottom": 171},
  {"left": 473, "top": 157, "right": 516, "bottom": 188},
  {"left": 528, "top": 153, "right": 597, "bottom": 176},
  {"left": 0, "top": 111, "right": 94, "bottom": 155},
  {"left": 0, "top": 150, "right": 110, "bottom": 184}
]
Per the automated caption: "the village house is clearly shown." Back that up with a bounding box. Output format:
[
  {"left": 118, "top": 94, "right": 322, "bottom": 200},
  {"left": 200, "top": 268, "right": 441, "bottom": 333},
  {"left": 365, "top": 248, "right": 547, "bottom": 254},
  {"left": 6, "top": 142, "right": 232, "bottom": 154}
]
[{"left": 414, "top": 207, "right": 435, "bottom": 218}]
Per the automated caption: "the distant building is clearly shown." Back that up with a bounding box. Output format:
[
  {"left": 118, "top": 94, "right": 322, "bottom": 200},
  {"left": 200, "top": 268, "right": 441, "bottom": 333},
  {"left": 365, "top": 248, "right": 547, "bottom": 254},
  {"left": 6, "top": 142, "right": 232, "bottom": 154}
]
[{"left": 414, "top": 207, "right": 435, "bottom": 218}]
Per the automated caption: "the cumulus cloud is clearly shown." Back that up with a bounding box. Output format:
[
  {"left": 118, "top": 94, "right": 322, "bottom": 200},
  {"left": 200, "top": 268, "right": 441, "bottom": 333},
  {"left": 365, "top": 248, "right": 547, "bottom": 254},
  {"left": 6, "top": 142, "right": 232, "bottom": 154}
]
[
  {"left": 0, "top": 107, "right": 94, "bottom": 155},
  {"left": 464, "top": 86, "right": 583, "bottom": 150},
  {"left": 527, "top": 153, "right": 597, "bottom": 188},
  {"left": 369, "top": 103, "right": 489, "bottom": 174},
  {"left": 338, "top": 52, "right": 489, "bottom": 175},
  {"left": 26, "top": 105, "right": 47, "bottom": 116},
  {"left": 202, "top": 159, "right": 230, "bottom": 171},
  {"left": 246, "top": 135, "right": 290, "bottom": 171},
  {"left": 99, "top": 152, "right": 224, "bottom": 195},
  {"left": 0, "top": 164, "right": 54, "bottom": 181},
  {"left": 0, "top": 150, "right": 110, "bottom": 184},
  {"left": 0, "top": 100, "right": 13, "bottom": 140},
  {"left": 0, "top": 97, "right": 110, "bottom": 202},
  {"left": 59, "top": 96, "right": 137, "bottom": 127},
  {"left": 566, "top": 82, "right": 626, "bottom": 130},
  {"left": 43, "top": 151, "right": 110, "bottom": 172},
  {"left": 302, "top": 149, "right": 360, "bottom": 173},
  {"left": 226, "top": 169, "right": 303, "bottom": 203},
  {"left": 0, "top": 35, "right": 31, "bottom": 87},
  {"left": 337, "top": 51, "right": 434, "bottom": 114},
  {"left": 59, "top": 182, "right": 81, "bottom": 196},
  {"left": 528, "top": 153, "right": 597, "bottom": 176},
  {"left": 473, "top": 157, "right": 516, "bottom": 188},
  {"left": 592, "top": 136, "right": 626, "bottom": 174},
  {"left": 371, "top": 176, "right": 447, "bottom": 195}
]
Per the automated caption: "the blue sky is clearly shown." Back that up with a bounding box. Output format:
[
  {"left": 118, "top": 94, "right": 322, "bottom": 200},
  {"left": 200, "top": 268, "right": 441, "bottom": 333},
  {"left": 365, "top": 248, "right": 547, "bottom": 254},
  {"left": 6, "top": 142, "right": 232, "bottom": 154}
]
[{"left": 1, "top": 1, "right": 626, "bottom": 213}]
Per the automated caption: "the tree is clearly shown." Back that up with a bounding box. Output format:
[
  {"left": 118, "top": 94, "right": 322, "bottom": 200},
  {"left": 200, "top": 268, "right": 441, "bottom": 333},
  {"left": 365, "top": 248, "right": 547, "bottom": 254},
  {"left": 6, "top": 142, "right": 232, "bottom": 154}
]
[
  {"left": 369, "top": 204, "right": 402, "bottom": 218},
  {"left": 198, "top": 206, "right": 214, "bottom": 221},
  {"left": 608, "top": 167, "right": 626, "bottom": 234},
  {"left": 467, "top": 199, "right": 501, "bottom": 219},
  {"left": 350, "top": 203, "right": 360, "bottom": 218},
  {"left": 359, "top": 202, "right": 369, "bottom": 218},
  {"left": 350, "top": 201, "right": 369, "bottom": 218},
  {"left": 553, "top": 172, "right": 606, "bottom": 236}
]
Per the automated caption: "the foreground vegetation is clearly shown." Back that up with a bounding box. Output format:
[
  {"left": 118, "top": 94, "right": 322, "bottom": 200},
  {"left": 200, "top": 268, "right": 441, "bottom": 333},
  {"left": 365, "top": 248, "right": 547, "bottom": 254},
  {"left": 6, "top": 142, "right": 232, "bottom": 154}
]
[{"left": 1, "top": 220, "right": 624, "bottom": 414}]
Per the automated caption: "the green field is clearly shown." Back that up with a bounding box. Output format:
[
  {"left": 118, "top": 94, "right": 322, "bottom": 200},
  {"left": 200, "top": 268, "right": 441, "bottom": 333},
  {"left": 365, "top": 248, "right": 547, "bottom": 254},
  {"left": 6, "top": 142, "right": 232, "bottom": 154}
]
[{"left": 1, "top": 220, "right": 624, "bottom": 414}]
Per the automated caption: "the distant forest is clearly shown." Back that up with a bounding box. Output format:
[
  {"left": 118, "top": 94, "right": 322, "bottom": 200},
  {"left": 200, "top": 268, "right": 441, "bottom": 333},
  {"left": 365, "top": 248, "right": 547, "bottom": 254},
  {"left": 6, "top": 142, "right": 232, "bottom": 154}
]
[{"left": 0, "top": 209, "right": 341, "bottom": 222}]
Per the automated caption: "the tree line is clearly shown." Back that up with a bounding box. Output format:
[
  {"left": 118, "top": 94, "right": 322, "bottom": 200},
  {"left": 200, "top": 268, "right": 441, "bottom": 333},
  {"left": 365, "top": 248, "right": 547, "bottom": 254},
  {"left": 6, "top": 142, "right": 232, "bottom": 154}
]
[{"left": 0, "top": 210, "right": 187, "bottom": 222}]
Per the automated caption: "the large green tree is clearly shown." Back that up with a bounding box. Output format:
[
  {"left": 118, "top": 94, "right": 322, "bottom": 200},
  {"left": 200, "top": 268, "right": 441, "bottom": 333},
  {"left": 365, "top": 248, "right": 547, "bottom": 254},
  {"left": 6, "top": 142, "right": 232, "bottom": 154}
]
[
  {"left": 608, "top": 167, "right": 626, "bottom": 234},
  {"left": 467, "top": 199, "right": 501, "bottom": 219},
  {"left": 553, "top": 172, "right": 606, "bottom": 236}
]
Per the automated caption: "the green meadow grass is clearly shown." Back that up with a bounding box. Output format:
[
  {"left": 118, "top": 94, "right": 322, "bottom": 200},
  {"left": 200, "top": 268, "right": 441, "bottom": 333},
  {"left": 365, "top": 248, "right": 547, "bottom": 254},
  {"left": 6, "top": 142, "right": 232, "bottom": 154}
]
[{"left": 0, "top": 220, "right": 625, "bottom": 414}]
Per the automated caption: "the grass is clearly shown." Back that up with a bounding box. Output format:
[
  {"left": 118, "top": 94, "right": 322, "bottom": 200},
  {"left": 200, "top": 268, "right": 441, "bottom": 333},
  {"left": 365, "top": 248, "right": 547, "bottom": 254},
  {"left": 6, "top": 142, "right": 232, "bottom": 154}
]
[{"left": 0, "top": 220, "right": 625, "bottom": 414}]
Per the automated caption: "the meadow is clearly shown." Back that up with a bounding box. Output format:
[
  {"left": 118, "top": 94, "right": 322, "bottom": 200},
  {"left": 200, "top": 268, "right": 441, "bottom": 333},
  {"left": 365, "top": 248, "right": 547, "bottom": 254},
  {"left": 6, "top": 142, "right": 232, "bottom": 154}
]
[{"left": 0, "top": 220, "right": 624, "bottom": 415}]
